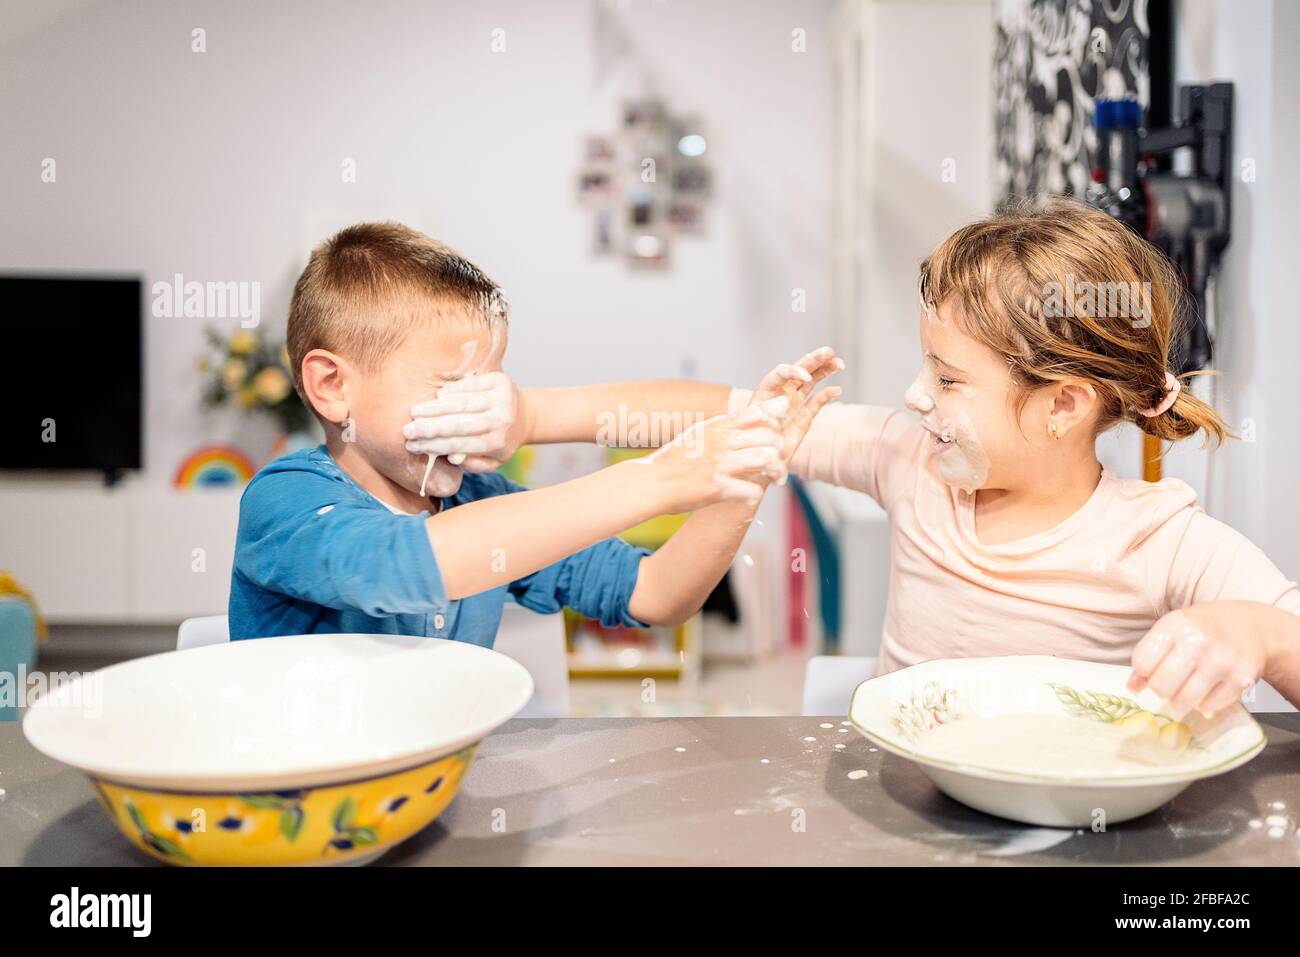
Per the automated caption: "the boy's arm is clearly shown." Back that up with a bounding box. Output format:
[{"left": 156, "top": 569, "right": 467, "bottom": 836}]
[
  {"left": 628, "top": 373, "right": 842, "bottom": 626},
  {"left": 403, "top": 348, "right": 842, "bottom": 466},
  {"left": 522, "top": 348, "right": 843, "bottom": 446},
  {"left": 627, "top": 499, "right": 757, "bottom": 626},
  {"left": 521, "top": 382, "right": 731, "bottom": 444},
  {"left": 428, "top": 459, "right": 661, "bottom": 601},
  {"left": 428, "top": 407, "right": 784, "bottom": 601}
]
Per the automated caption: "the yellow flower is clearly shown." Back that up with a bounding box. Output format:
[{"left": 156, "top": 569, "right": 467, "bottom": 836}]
[
  {"left": 253, "top": 366, "right": 291, "bottom": 404},
  {"left": 222, "top": 358, "right": 247, "bottom": 389},
  {"left": 237, "top": 385, "right": 258, "bottom": 409},
  {"left": 229, "top": 330, "right": 259, "bottom": 355}
]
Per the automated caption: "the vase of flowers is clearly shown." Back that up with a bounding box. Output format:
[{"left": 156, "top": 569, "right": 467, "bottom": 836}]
[{"left": 197, "top": 328, "right": 313, "bottom": 442}]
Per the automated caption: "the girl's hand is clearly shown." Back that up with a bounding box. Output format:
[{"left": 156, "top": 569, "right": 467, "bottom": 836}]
[
  {"left": 635, "top": 405, "right": 785, "bottom": 511},
  {"left": 751, "top": 346, "right": 843, "bottom": 403},
  {"left": 1127, "top": 603, "right": 1267, "bottom": 717},
  {"left": 750, "top": 347, "right": 843, "bottom": 459},
  {"left": 403, "top": 372, "right": 528, "bottom": 472}
]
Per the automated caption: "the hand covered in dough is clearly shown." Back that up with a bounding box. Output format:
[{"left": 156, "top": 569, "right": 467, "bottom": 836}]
[
  {"left": 1127, "top": 602, "right": 1268, "bottom": 718},
  {"left": 748, "top": 346, "right": 843, "bottom": 463},
  {"left": 403, "top": 371, "right": 528, "bottom": 473}
]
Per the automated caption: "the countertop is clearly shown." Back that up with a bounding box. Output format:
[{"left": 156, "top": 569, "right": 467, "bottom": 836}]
[{"left": 3, "top": 715, "right": 1298, "bottom": 865}]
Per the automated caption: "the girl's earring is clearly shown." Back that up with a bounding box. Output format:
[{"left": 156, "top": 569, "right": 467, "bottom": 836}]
[{"left": 1048, "top": 420, "right": 1060, "bottom": 441}]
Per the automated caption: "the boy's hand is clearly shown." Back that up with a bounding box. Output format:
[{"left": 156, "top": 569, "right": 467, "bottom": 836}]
[
  {"left": 749, "top": 346, "right": 843, "bottom": 459},
  {"left": 403, "top": 372, "right": 530, "bottom": 472},
  {"left": 633, "top": 405, "right": 785, "bottom": 511}
]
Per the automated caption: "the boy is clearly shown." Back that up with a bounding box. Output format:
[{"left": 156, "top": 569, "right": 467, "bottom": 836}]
[{"left": 229, "top": 222, "right": 840, "bottom": 644}]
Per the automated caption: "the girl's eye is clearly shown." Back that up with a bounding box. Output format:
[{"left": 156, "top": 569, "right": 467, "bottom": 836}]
[{"left": 937, "top": 376, "right": 956, "bottom": 390}]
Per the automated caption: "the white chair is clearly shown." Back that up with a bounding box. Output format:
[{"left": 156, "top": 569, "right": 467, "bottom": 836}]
[
  {"left": 1246, "top": 680, "right": 1298, "bottom": 713},
  {"left": 177, "top": 614, "right": 230, "bottom": 650},
  {"left": 801, "top": 655, "right": 877, "bottom": 716},
  {"left": 493, "top": 604, "right": 571, "bottom": 718},
  {"left": 176, "top": 605, "right": 570, "bottom": 718}
]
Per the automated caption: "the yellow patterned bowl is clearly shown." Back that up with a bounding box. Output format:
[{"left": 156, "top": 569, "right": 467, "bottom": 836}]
[{"left": 23, "top": 634, "right": 534, "bottom": 865}]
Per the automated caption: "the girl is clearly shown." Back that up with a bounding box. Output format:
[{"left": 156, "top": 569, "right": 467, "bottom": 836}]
[
  {"left": 402, "top": 199, "right": 1299, "bottom": 716},
  {"left": 759, "top": 199, "right": 1300, "bottom": 716}
]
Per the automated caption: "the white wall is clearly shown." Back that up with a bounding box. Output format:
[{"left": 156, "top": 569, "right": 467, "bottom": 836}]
[
  {"left": 834, "top": 0, "right": 995, "bottom": 408},
  {"left": 826, "top": 0, "right": 993, "bottom": 654},
  {"left": 1156, "top": 0, "right": 1300, "bottom": 580},
  {"left": 832, "top": 0, "right": 1300, "bottom": 584},
  {"left": 0, "top": 0, "right": 834, "bottom": 486}
]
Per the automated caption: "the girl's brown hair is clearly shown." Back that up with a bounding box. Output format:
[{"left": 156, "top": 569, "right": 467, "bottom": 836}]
[{"left": 918, "top": 197, "right": 1228, "bottom": 446}]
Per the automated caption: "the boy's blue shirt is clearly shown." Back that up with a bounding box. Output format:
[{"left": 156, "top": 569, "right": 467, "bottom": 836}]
[{"left": 229, "top": 445, "right": 650, "bottom": 646}]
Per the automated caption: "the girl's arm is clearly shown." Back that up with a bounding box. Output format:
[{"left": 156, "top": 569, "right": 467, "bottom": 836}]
[
  {"left": 522, "top": 381, "right": 730, "bottom": 445},
  {"left": 1258, "top": 604, "right": 1300, "bottom": 705},
  {"left": 1133, "top": 508, "right": 1300, "bottom": 714},
  {"left": 1128, "top": 601, "right": 1300, "bottom": 713}
]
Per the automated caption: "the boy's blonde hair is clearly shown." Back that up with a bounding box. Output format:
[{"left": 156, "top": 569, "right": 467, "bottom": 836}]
[
  {"left": 287, "top": 222, "right": 508, "bottom": 406},
  {"left": 918, "top": 198, "right": 1227, "bottom": 445}
]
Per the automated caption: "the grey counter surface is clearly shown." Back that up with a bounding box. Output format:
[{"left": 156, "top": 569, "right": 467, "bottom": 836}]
[{"left": 3, "top": 715, "right": 1298, "bottom": 866}]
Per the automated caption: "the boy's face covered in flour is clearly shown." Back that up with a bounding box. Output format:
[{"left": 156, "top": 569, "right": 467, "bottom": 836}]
[
  {"left": 345, "top": 309, "right": 505, "bottom": 501},
  {"left": 905, "top": 299, "right": 1047, "bottom": 493}
]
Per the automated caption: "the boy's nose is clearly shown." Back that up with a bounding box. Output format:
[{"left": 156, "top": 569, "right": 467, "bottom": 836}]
[{"left": 904, "top": 379, "right": 934, "bottom": 413}]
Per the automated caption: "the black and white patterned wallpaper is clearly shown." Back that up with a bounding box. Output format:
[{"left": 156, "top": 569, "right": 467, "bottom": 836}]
[{"left": 994, "top": 0, "right": 1153, "bottom": 205}]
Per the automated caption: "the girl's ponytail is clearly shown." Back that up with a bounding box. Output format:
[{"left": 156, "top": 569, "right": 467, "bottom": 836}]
[{"left": 1136, "top": 370, "right": 1229, "bottom": 446}]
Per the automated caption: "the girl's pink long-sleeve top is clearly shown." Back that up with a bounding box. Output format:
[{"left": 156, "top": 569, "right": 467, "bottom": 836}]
[{"left": 772, "top": 399, "right": 1300, "bottom": 675}]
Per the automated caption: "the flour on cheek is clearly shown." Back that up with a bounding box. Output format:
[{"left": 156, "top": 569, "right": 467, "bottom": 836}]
[
  {"left": 933, "top": 410, "right": 990, "bottom": 493},
  {"left": 907, "top": 377, "right": 990, "bottom": 493}
]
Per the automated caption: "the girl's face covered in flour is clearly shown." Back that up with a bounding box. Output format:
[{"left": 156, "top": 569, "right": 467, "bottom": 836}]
[{"left": 905, "top": 299, "right": 1046, "bottom": 493}]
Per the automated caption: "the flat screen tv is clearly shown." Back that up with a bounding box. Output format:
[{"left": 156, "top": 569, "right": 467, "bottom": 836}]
[{"left": 0, "top": 275, "right": 143, "bottom": 481}]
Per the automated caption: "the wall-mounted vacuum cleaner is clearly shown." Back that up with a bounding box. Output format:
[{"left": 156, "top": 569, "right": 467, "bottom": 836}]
[{"left": 1087, "top": 82, "right": 1233, "bottom": 375}]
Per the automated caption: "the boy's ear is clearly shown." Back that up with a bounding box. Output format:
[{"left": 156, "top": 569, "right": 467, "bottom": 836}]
[
  {"left": 1050, "top": 380, "right": 1098, "bottom": 437},
  {"left": 300, "top": 349, "right": 351, "bottom": 423}
]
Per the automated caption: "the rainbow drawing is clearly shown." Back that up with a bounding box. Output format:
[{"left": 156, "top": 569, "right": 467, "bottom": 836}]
[{"left": 173, "top": 446, "right": 256, "bottom": 489}]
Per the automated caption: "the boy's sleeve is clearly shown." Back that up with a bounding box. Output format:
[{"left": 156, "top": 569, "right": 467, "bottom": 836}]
[
  {"left": 235, "top": 469, "right": 449, "bottom": 619},
  {"left": 508, "top": 536, "right": 652, "bottom": 628}
]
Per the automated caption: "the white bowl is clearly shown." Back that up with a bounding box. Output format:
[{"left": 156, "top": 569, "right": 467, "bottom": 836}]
[
  {"left": 22, "top": 634, "right": 534, "bottom": 865},
  {"left": 848, "top": 655, "right": 1266, "bottom": 827}
]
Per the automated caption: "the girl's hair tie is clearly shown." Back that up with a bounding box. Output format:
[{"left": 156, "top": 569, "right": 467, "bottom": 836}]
[{"left": 1141, "top": 372, "right": 1181, "bottom": 417}]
